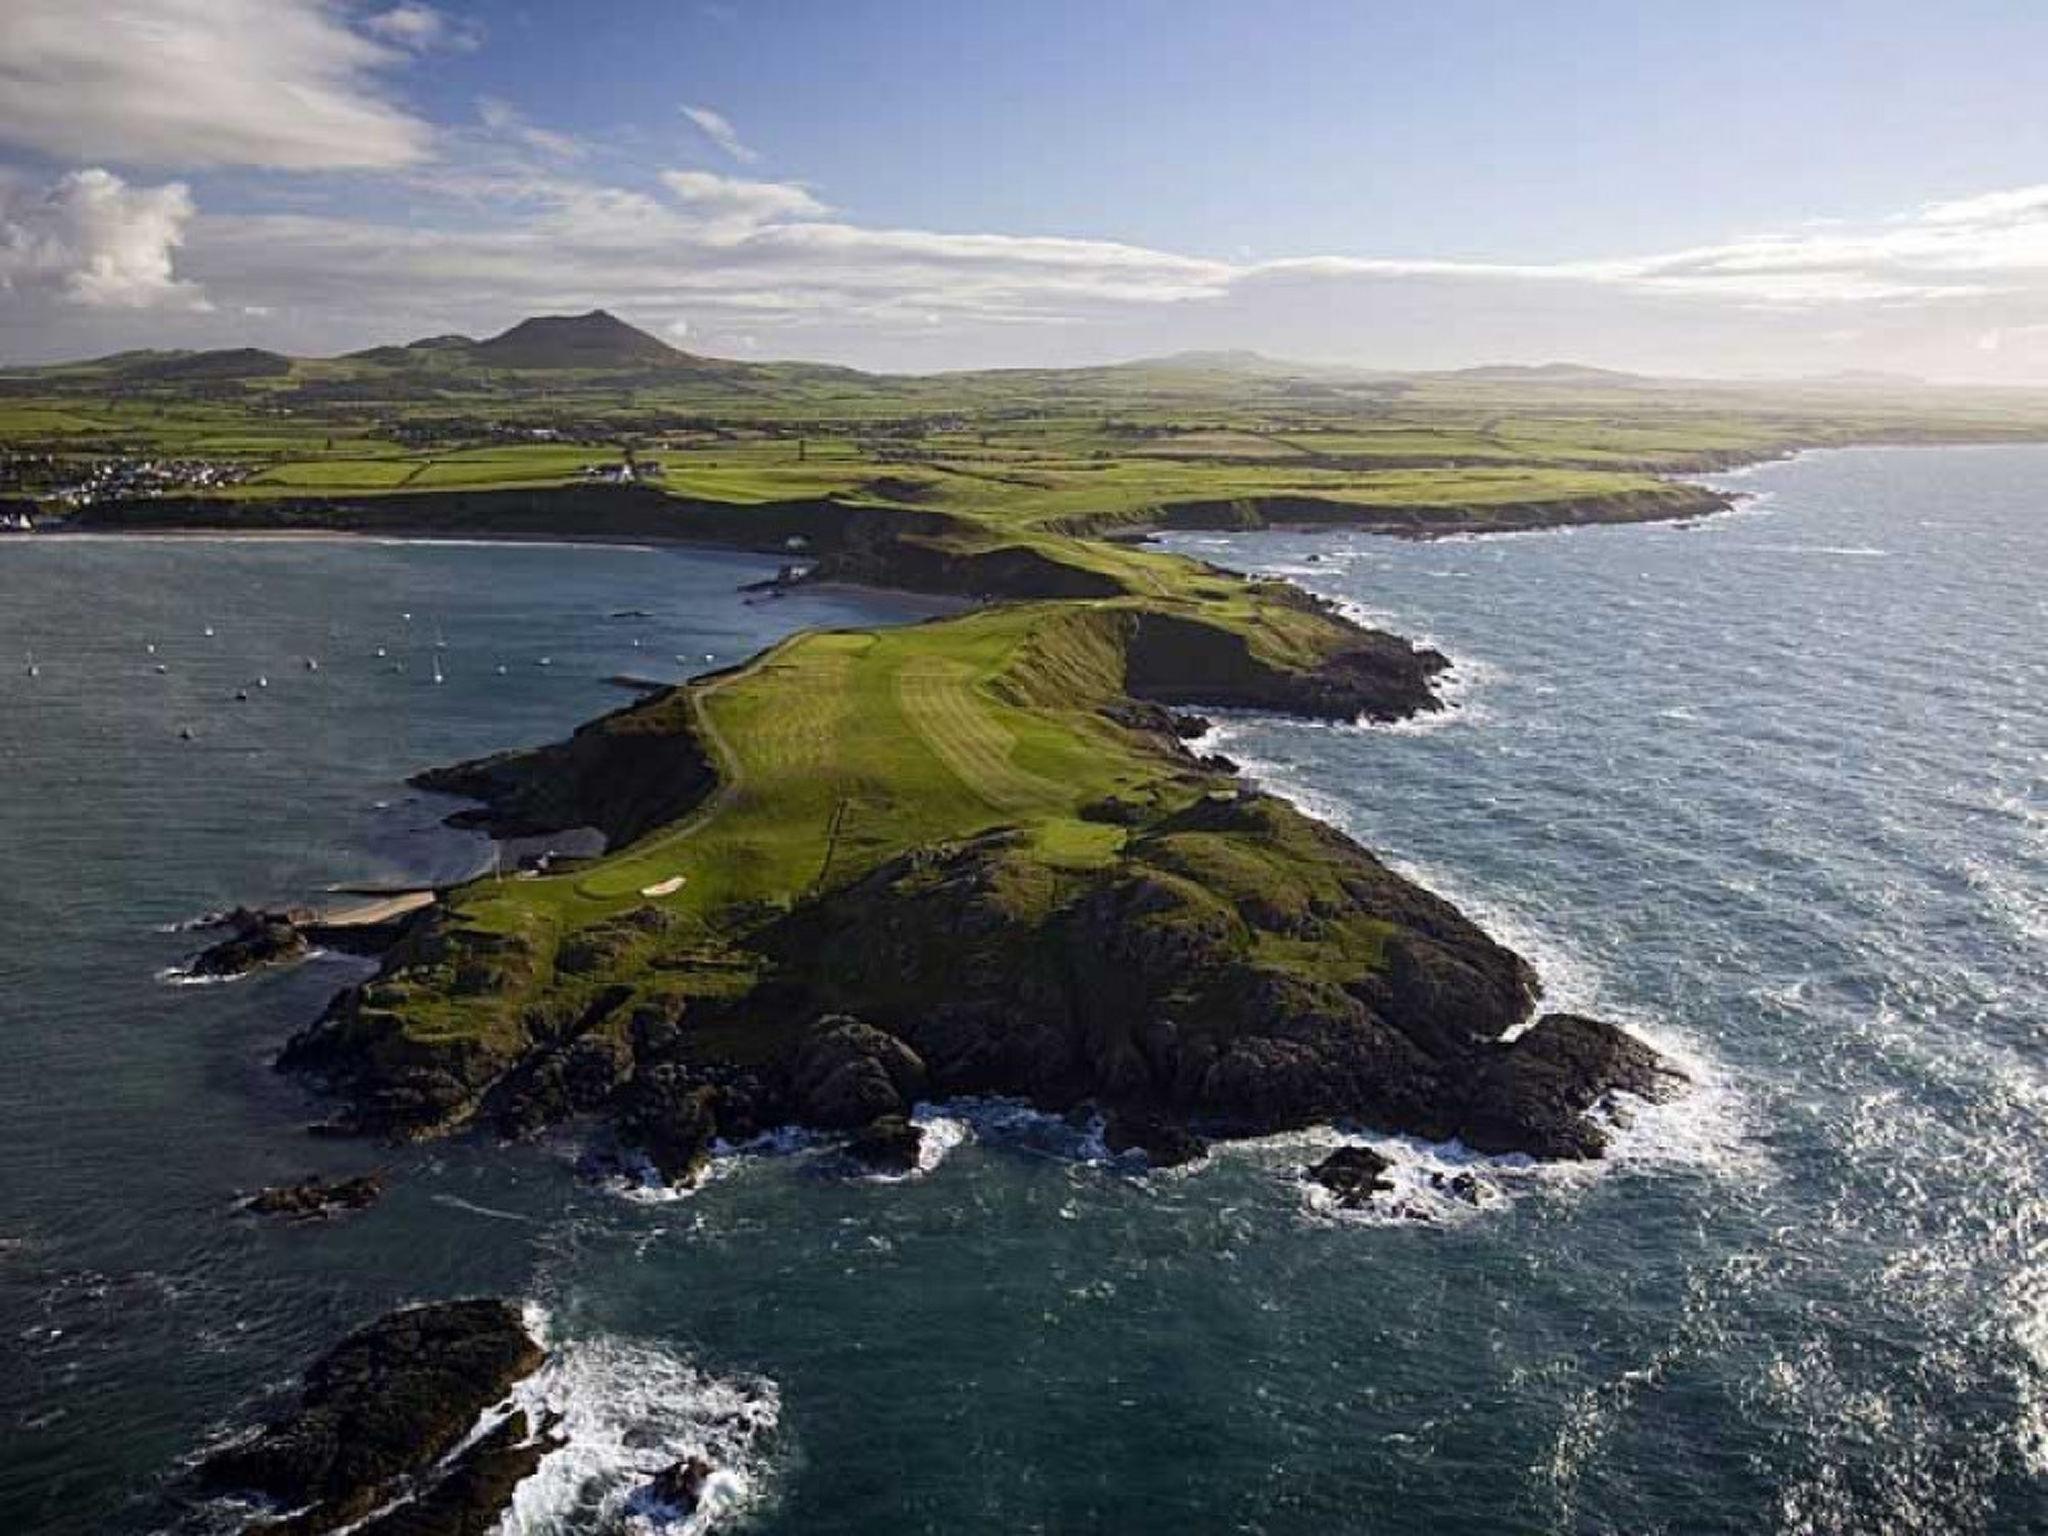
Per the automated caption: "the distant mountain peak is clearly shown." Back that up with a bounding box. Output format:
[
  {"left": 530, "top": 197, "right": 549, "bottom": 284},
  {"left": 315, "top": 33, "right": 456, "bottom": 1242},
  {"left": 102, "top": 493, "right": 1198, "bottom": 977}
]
[
  {"left": 1443, "top": 362, "right": 1647, "bottom": 384},
  {"left": 1120, "top": 348, "right": 1285, "bottom": 373},
  {"left": 470, "top": 310, "right": 696, "bottom": 370}
]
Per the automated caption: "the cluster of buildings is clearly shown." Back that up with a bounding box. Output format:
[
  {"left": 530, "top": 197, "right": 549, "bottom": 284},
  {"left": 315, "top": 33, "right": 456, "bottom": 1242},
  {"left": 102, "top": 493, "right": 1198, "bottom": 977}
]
[
  {"left": 36, "top": 456, "right": 255, "bottom": 507},
  {"left": 577, "top": 459, "right": 665, "bottom": 483}
]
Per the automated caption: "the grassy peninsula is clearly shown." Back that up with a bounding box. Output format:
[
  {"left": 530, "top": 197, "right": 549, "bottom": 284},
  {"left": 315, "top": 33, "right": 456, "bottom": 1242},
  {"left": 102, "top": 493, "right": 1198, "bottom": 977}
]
[{"left": 14, "top": 314, "right": 2048, "bottom": 1175}]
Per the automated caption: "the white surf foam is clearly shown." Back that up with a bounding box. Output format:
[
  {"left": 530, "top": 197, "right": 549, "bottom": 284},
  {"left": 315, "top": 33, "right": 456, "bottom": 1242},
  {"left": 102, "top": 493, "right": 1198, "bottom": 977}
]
[
  {"left": 911, "top": 1097, "right": 1114, "bottom": 1165},
  {"left": 1252, "top": 1125, "right": 1534, "bottom": 1228},
  {"left": 154, "top": 964, "right": 240, "bottom": 988},
  {"left": 592, "top": 1126, "right": 824, "bottom": 1206},
  {"left": 427, "top": 1193, "right": 536, "bottom": 1225},
  {"left": 155, "top": 909, "right": 232, "bottom": 934},
  {"left": 858, "top": 1103, "right": 973, "bottom": 1181},
  {"left": 499, "top": 1310, "right": 781, "bottom": 1535}
]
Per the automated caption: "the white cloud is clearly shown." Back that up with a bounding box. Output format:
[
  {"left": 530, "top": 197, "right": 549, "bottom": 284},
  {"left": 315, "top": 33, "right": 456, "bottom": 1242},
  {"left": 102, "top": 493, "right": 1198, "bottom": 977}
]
[
  {"left": 1917, "top": 186, "right": 2048, "bottom": 228},
  {"left": 365, "top": 4, "right": 480, "bottom": 52},
  {"left": 0, "top": 0, "right": 432, "bottom": 170},
  {"left": 660, "top": 170, "right": 828, "bottom": 228},
  {"left": 169, "top": 169, "right": 2048, "bottom": 350},
  {"left": 17, "top": 151, "right": 2048, "bottom": 377},
  {"left": 0, "top": 168, "right": 209, "bottom": 311},
  {"left": 476, "top": 98, "right": 586, "bottom": 161},
  {"left": 682, "top": 105, "right": 761, "bottom": 165}
]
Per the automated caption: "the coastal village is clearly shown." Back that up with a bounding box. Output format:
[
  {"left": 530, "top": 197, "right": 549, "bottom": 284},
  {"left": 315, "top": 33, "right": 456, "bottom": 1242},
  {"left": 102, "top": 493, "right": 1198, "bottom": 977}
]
[{"left": 0, "top": 446, "right": 663, "bottom": 513}]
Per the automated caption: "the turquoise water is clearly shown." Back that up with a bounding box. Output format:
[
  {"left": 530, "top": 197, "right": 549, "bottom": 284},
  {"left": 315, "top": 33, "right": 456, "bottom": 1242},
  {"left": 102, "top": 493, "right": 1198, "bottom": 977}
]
[{"left": 2, "top": 448, "right": 2045, "bottom": 1534}]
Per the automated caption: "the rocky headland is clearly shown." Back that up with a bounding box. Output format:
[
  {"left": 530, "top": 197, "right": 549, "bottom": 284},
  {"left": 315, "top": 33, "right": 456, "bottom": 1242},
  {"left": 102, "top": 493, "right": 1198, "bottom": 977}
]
[
  {"left": 269, "top": 565, "right": 1686, "bottom": 1188},
  {"left": 132, "top": 480, "right": 1690, "bottom": 1226},
  {"left": 195, "top": 1300, "right": 552, "bottom": 1536}
]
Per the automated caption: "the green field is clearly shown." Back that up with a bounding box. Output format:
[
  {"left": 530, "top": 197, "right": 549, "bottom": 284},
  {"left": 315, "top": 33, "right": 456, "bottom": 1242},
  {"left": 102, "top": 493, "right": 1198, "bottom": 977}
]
[{"left": 14, "top": 331, "right": 2048, "bottom": 542}]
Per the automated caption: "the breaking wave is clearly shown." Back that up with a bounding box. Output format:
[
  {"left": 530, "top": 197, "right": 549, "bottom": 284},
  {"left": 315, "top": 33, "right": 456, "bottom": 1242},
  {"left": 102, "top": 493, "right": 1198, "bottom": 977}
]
[{"left": 499, "top": 1308, "right": 782, "bottom": 1535}]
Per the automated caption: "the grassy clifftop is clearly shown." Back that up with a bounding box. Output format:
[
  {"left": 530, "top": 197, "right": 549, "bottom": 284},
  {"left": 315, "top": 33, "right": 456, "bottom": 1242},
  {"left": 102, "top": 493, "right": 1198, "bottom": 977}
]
[{"left": 277, "top": 523, "right": 1680, "bottom": 1172}]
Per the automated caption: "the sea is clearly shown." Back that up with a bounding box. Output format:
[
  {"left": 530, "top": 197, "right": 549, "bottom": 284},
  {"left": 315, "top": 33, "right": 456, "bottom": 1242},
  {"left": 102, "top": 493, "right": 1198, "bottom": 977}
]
[{"left": 0, "top": 445, "right": 2042, "bottom": 1535}]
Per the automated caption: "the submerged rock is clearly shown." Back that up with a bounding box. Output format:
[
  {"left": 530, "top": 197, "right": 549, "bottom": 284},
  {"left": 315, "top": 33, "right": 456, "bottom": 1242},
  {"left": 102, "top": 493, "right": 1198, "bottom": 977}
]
[
  {"left": 1102, "top": 1107, "right": 1209, "bottom": 1168},
  {"left": 1427, "top": 1169, "right": 1486, "bottom": 1206},
  {"left": 245, "top": 1172, "right": 385, "bottom": 1220},
  {"left": 198, "top": 1298, "right": 545, "bottom": 1536},
  {"left": 1304, "top": 1145, "right": 1393, "bottom": 1208},
  {"left": 844, "top": 1114, "right": 924, "bottom": 1174},
  {"left": 647, "top": 1455, "right": 716, "bottom": 1518}
]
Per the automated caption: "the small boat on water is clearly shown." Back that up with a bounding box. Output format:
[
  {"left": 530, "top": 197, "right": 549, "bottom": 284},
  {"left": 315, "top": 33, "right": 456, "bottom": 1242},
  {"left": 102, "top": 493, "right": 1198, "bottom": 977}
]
[
  {"left": 25, "top": 650, "right": 38, "bottom": 678},
  {"left": 305, "top": 657, "right": 319, "bottom": 671},
  {"left": 375, "top": 647, "right": 387, "bottom": 659},
  {"left": 537, "top": 656, "right": 552, "bottom": 667},
  {"left": 431, "top": 655, "right": 444, "bottom": 685},
  {"left": 203, "top": 626, "right": 215, "bottom": 638}
]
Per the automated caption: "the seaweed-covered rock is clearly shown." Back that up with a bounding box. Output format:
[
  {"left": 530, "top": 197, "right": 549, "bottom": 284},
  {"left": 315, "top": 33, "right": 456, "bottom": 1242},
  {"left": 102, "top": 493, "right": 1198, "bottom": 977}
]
[
  {"left": 1101, "top": 1107, "right": 1208, "bottom": 1168},
  {"left": 1305, "top": 1145, "right": 1393, "bottom": 1208},
  {"left": 1454, "top": 1012, "right": 1687, "bottom": 1159},
  {"left": 844, "top": 1114, "right": 924, "bottom": 1174},
  {"left": 198, "top": 1299, "right": 544, "bottom": 1535},
  {"left": 190, "top": 909, "right": 310, "bottom": 978},
  {"left": 245, "top": 1173, "right": 385, "bottom": 1220}
]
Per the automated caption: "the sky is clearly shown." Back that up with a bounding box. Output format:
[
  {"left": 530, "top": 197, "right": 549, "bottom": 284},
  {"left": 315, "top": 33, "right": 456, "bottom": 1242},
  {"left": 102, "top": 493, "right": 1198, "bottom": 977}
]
[{"left": 6, "top": 0, "right": 2048, "bottom": 378}]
